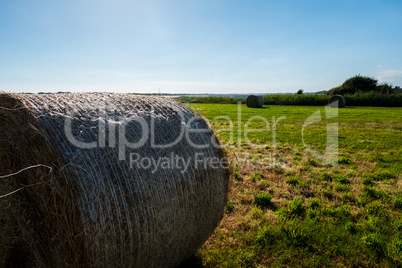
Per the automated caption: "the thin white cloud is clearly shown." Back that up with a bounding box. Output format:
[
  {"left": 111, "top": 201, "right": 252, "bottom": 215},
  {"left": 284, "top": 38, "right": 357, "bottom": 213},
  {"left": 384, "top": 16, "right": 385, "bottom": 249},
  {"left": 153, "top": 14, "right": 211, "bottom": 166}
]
[{"left": 376, "top": 70, "right": 402, "bottom": 84}]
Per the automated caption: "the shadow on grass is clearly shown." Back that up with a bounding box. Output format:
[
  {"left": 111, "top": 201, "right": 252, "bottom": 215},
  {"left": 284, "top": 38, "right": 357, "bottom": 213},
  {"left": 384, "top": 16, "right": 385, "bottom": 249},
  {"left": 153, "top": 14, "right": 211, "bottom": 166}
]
[
  {"left": 177, "top": 255, "right": 204, "bottom": 268},
  {"left": 257, "top": 107, "right": 270, "bottom": 109}
]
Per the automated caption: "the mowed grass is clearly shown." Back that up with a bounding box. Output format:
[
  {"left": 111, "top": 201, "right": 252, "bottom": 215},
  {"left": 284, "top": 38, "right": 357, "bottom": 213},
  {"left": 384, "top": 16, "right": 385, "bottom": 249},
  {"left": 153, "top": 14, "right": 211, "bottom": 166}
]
[{"left": 185, "top": 104, "right": 402, "bottom": 267}]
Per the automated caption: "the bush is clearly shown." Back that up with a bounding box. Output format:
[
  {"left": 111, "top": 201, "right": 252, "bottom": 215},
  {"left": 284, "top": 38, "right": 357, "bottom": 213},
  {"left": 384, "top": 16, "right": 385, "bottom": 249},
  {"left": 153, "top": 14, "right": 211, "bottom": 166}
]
[
  {"left": 263, "top": 94, "right": 328, "bottom": 106},
  {"left": 309, "top": 198, "right": 320, "bottom": 209},
  {"left": 289, "top": 199, "right": 305, "bottom": 217},
  {"left": 281, "top": 222, "right": 310, "bottom": 248},
  {"left": 322, "top": 187, "right": 333, "bottom": 199},
  {"left": 254, "top": 193, "right": 273, "bottom": 208},
  {"left": 329, "top": 75, "right": 378, "bottom": 95},
  {"left": 306, "top": 209, "right": 317, "bottom": 219},
  {"left": 365, "top": 202, "right": 385, "bottom": 217},
  {"left": 393, "top": 221, "right": 402, "bottom": 231},
  {"left": 250, "top": 171, "right": 262, "bottom": 181},
  {"left": 362, "top": 233, "right": 385, "bottom": 258},
  {"left": 393, "top": 197, "right": 402, "bottom": 209},
  {"left": 362, "top": 177, "right": 373, "bottom": 185},
  {"left": 177, "top": 91, "right": 402, "bottom": 107},
  {"left": 335, "top": 184, "right": 348, "bottom": 192},
  {"left": 309, "top": 158, "right": 320, "bottom": 167},
  {"left": 252, "top": 206, "right": 263, "bottom": 219},
  {"left": 344, "top": 91, "right": 402, "bottom": 107},
  {"left": 233, "top": 169, "right": 242, "bottom": 181},
  {"left": 334, "top": 175, "right": 348, "bottom": 184},
  {"left": 258, "top": 180, "right": 269, "bottom": 189},
  {"left": 226, "top": 200, "right": 235, "bottom": 213},
  {"left": 345, "top": 221, "right": 357, "bottom": 234},
  {"left": 321, "top": 171, "right": 332, "bottom": 182},
  {"left": 343, "top": 192, "right": 355, "bottom": 203},
  {"left": 360, "top": 186, "right": 390, "bottom": 201},
  {"left": 293, "top": 155, "right": 302, "bottom": 161},
  {"left": 388, "top": 239, "right": 402, "bottom": 263},
  {"left": 372, "top": 169, "right": 397, "bottom": 181},
  {"left": 328, "top": 74, "right": 399, "bottom": 97},
  {"left": 275, "top": 208, "right": 290, "bottom": 222},
  {"left": 263, "top": 91, "right": 402, "bottom": 107},
  {"left": 286, "top": 176, "right": 300, "bottom": 186},
  {"left": 339, "top": 156, "right": 352, "bottom": 165},
  {"left": 256, "top": 225, "right": 276, "bottom": 247}
]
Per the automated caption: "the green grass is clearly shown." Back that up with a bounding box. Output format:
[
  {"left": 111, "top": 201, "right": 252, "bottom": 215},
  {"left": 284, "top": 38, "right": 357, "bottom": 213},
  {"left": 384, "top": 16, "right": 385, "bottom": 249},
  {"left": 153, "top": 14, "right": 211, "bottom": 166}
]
[
  {"left": 334, "top": 175, "right": 348, "bottom": 184},
  {"left": 183, "top": 103, "right": 402, "bottom": 267},
  {"left": 254, "top": 193, "right": 273, "bottom": 208},
  {"left": 188, "top": 104, "right": 402, "bottom": 166},
  {"left": 249, "top": 171, "right": 262, "bottom": 181},
  {"left": 263, "top": 94, "right": 328, "bottom": 106},
  {"left": 339, "top": 156, "right": 352, "bottom": 164}
]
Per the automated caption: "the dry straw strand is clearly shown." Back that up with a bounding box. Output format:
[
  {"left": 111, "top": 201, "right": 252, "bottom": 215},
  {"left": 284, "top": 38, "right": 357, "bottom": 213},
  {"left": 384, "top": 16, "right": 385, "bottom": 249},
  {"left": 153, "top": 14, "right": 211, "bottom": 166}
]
[
  {"left": 0, "top": 188, "right": 23, "bottom": 199},
  {"left": 0, "top": 164, "right": 53, "bottom": 179}
]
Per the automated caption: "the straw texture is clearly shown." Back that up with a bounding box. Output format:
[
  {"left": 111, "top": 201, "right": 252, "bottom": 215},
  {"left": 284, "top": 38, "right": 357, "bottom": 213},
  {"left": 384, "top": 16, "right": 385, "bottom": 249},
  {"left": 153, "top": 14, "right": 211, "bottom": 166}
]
[
  {"left": 0, "top": 92, "right": 229, "bottom": 267},
  {"left": 246, "top": 95, "right": 264, "bottom": 108}
]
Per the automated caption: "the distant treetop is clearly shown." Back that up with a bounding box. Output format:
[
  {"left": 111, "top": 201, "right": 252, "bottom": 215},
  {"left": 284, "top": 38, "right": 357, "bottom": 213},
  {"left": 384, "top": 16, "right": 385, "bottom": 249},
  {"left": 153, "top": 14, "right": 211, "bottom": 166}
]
[{"left": 328, "top": 75, "right": 399, "bottom": 95}]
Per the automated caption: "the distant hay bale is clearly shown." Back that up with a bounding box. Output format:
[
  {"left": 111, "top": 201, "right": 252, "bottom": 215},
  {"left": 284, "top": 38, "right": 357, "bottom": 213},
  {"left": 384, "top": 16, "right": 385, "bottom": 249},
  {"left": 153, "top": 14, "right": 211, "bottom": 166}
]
[
  {"left": 0, "top": 93, "right": 229, "bottom": 267},
  {"left": 246, "top": 95, "right": 264, "bottom": 108},
  {"left": 328, "top": 95, "right": 346, "bottom": 108}
]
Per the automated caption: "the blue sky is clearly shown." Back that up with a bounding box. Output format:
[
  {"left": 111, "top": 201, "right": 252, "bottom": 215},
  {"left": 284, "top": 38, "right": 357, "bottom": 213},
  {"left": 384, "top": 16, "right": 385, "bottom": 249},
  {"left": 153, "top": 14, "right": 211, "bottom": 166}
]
[{"left": 1, "top": 0, "right": 402, "bottom": 94}]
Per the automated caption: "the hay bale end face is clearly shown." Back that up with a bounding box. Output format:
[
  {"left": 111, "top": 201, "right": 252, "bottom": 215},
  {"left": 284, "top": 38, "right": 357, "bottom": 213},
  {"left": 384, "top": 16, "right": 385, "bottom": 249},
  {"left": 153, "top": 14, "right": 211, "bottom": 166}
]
[
  {"left": 246, "top": 95, "right": 264, "bottom": 108},
  {"left": 328, "top": 95, "right": 346, "bottom": 108},
  {"left": 0, "top": 93, "right": 229, "bottom": 267}
]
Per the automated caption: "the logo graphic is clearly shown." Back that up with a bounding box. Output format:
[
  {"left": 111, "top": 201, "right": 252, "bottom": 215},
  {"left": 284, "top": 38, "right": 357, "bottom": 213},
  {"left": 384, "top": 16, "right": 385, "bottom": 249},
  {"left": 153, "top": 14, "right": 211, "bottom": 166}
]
[
  {"left": 302, "top": 104, "right": 339, "bottom": 166},
  {"left": 62, "top": 101, "right": 339, "bottom": 169}
]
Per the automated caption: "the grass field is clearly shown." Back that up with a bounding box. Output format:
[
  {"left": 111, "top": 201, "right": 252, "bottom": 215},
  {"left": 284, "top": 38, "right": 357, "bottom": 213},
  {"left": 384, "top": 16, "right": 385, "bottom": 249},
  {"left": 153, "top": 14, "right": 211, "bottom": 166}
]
[{"left": 183, "top": 103, "right": 402, "bottom": 267}]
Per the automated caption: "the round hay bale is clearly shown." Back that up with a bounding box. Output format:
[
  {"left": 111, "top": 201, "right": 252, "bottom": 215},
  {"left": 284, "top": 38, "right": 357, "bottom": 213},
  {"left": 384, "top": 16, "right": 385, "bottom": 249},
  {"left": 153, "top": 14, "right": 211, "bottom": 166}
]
[
  {"left": 246, "top": 95, "right": 264, "bottom": 108},
  {"left": 0, "top": 93, "right": 229, "bottom": 267},
  {"left": 328, "top": 95, "right": 346, "bottom": 108}
]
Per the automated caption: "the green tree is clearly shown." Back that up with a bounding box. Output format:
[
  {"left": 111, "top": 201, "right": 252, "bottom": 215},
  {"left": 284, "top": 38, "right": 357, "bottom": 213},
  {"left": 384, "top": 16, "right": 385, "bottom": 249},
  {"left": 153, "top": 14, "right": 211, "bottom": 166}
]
[
  {"left": 376, "top": 83, "right": 393, "bottom": 94},
  {"left": 329, "top": 75, "right": 378, "bottom": 95}
]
